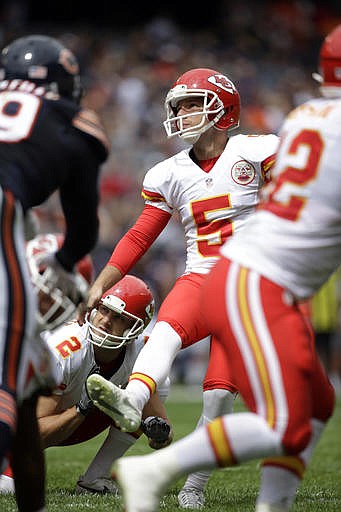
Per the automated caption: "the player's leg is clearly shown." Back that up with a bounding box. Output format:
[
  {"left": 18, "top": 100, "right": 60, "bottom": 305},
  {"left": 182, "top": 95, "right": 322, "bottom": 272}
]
[
  {"left": 13, "top": 392, "right": 46, "bottom": 512},
  {"left": 0, "top": 455, "right": 14, "bottom": 493},
  {"left": 87, "top": 320, "right": 181, "bottom": 431},
  {"left": 88, "top": 274, "right": 209, "bottom": 431},
  {"left": 178, "top": 338, "right": 237, "bottom": 509},
  {"left": 0, "top": 191, "right": 36, "bottom": 472},
  {"left": 112, "top": 259, "right": 321, "bottom": 512},
  {"left": 113, "top": 412, "right": 283, "bottom": 512},
  {"left": 256, "top": 340, "right": 335, "bottom": 511},
  {"left": 0, "top": 192, "right": 42, "bottom": 510},
  {"left": 76, "top": 425, "right": 138, "bottom": 494}
]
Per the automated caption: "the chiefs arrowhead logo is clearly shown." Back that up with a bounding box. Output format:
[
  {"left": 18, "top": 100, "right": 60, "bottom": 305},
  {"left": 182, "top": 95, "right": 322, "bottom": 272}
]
[{"left": 207, "top": 74, "right": 237, "bottom": 94}]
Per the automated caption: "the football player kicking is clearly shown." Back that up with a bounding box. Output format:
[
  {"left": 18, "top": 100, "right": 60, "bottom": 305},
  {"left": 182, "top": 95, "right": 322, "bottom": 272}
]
[
  {"left": 0, "top": 238, "right": 172, "bottom": 495},
  {"left": 110, "top": 23, "right": 340, "bottom": 512},
  {"left": 80, "top": 66, "right": 279, "bottom": 508}
]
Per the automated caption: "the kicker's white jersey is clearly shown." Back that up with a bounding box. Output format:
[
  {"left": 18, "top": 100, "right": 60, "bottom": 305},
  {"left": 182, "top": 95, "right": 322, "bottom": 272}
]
[
  {"left": 44, "top": 320, "right": 145, "bottom": 411},
  {"left": 222, "top": 98, "right": 341, "bottom": 299},
  {"left": 142, "top": 134, "right": 279, "bottom": 274}
]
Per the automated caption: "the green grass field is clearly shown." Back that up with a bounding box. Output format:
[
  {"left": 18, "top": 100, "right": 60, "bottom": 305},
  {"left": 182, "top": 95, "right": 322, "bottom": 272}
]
[{"left": 1, "top": 388, "right": 340, "bottom": 511}]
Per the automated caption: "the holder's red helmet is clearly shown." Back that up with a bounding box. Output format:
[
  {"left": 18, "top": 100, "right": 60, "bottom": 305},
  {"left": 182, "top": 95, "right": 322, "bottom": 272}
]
[{"left": 86, "top": 275, "right": 155, "bottom": 350}]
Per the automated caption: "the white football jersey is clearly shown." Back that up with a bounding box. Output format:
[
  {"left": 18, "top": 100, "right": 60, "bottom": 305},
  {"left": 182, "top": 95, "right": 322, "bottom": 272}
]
[
  {"left": 142, "top": 134, "right": 278, "bottom": 274},
  {"left": 222, "top": 98, "right": 341, "bottom": 299},
  {"left": 44, "top": 320, "right": 145, "bottom": 411}
]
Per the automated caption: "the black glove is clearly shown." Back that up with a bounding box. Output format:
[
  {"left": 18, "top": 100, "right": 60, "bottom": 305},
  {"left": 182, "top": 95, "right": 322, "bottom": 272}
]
[
  {"left": 76, "top": 363, "right": 100, "bottom": 416},
  {"left": 140, "top": 416, "right": 171, "bottom": 444}
]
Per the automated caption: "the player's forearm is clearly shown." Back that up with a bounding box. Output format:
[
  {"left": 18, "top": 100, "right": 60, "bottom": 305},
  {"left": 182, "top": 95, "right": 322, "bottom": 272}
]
[
  {"left": 38, "top": 406, "right": 85, "bottom": 448},
  {"left": 95, "top": 264, "right": 122, "bottom": 291},
  {"left": 86, "top": 265, "right": 122, "bottom": 310}
]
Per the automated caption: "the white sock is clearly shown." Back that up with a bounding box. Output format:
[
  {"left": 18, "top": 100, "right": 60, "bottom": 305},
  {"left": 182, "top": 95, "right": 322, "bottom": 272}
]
[
  {"left": 257, "top": 466, "right": 300, "bottom": 510},
  {"left": 82, "top": 427, "right": 136, "bottom": 481},
  {"left": 127, "top": 321, "right": 182, "bottom": 411},
  {"left": 172, "top": 412, "right": 282, "bottom": 476},
  {"left": 257, "top": 418, "right": 325, "bottom": 510},
  {"left": 183, "top": 389, "right": 235, "bottom": 491}
]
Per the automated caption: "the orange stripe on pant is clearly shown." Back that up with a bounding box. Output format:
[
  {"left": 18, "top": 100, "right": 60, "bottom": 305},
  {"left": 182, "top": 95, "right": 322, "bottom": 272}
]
[
  {"left": 1, "top": 190, "right": 25, "bottom": 391},
  {"left": 207, "top": 417, "right": 236, "bottom": 467},
  {"left": 0, "top": 390, "right": 16, "bottom": 431},
  {"left": 236, "top": 267, "right": 276, "bottom": 428}
]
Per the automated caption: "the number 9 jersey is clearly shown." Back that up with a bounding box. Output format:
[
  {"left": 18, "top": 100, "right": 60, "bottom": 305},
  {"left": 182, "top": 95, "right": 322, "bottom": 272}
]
[{"left": 0, "top": 79, "right": 109, "bottom": 212}]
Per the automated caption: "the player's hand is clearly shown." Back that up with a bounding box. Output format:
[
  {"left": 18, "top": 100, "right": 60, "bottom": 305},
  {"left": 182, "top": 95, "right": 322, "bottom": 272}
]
[
  {"left": 77, "top": 282, "right": 104, "bottom": 326},
  {"left": 140, "top": 416, "right": 173, "bottom": 450},
  {"left": 76, "top": 363, "right": 100, "bottom": 416},
  {"left": 78, "top": 266, "right": 123, "bottom": 326}
]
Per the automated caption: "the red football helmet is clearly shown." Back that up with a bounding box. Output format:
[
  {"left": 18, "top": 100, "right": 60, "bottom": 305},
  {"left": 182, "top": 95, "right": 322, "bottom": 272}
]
[
  {"left": 86, "top": 274, "right": 155, "bottom": 350},
  {"left": 26, "top": 233, "right": 94, "bottom": 330},
  {"left": 313, "top": 24, "right": 341, "bottom": 97},
  {"left": 163, "top": 68, "right": 240, "bottom": 143}
]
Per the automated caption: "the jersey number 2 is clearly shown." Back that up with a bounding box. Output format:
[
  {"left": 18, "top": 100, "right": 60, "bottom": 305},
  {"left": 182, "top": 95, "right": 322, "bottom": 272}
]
[{"left": 262, "top": 129, "right": 323, "bottom": 221}]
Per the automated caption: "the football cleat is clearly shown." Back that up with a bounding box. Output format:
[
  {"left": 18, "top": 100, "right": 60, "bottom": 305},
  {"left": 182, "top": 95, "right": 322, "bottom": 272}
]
[
  {"left": 178, "top": 487, "right": 205, "bottom": 509},
  {"left": 112, "top": 447, "right": 181, "bottom": 511},
  {"left": 113, "top": 456, "right": 165, "bottom": 512},
  {"left": 75, "top": 475, "right": 119, "bottom": 495},
  {"left": 256, "top": 504, "right": 289, "bottom": 512},
  {"left": 86, "top": 374, "right": 141, "bottom": 432},
  {"left": 0, "top": 474, "right": 14, "bottom": 494}
]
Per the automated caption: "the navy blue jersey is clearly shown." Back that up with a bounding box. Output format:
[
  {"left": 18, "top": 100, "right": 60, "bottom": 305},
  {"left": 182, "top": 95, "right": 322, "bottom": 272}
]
[{"left": 0, "top": 79, "right": 109, "bottom": 269}]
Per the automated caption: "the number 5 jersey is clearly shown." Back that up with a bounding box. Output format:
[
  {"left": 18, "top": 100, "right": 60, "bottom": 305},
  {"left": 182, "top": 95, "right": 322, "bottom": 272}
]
[{"left": 109, "top": 133, "right": 279, "bottom": 276}]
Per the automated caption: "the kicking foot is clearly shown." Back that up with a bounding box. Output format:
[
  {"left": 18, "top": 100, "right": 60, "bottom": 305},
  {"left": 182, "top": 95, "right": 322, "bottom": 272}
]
[
  {"left": 113, "top": 456, "right": 166, "bottom": 512},
  {"left": 178, "top": 487, "right": 205, "bottom": 509},
  {"left": 86, "top": 374, "right": 141, "bottom": 432}
]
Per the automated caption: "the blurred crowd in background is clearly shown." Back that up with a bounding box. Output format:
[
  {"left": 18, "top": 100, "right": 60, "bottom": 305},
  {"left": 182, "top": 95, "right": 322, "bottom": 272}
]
[{"left": 1, "top": 0, "right": 341, "bottom": 390}]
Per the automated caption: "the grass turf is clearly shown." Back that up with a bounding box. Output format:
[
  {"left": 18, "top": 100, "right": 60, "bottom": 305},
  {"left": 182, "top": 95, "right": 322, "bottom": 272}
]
[{"left": 0, "top": 389, "right": 340, "bottom": 511}]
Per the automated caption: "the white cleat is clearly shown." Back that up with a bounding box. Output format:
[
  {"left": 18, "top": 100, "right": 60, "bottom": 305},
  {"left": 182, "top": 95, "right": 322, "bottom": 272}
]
[
  {"left": 113, "top": 456, "right": 166, "bottom": 512},
  {"left": 0, "top": 474, "right": 14, "bottom": 494},
  {"left": 86, "top": 374, "right": 141, "bottom": 432},
  {"left": 178, "top": 487, "right": 205, "bottom": 509},
  {"left": 256, "top": 504, "right": 289, "bottom": 512}
]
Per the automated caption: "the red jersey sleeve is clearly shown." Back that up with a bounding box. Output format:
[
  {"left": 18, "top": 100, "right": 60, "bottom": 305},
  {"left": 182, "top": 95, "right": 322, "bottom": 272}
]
[{"left": 108, "top": 204, "right": 171, "bottom": 275}]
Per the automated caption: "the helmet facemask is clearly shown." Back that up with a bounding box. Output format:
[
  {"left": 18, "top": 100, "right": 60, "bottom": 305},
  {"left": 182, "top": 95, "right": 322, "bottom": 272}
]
[
  {"left": 85, "top": 294, "right": 145, "bottom": 350},
  {"left": 163, "top": 88, "right": 226, "bottom": 143},
  {"left": 33, "top": 268, "right": 87, "bottom": 331},
  {"left": 26, "top": 233, "right": 93, "bottom": 332}
]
